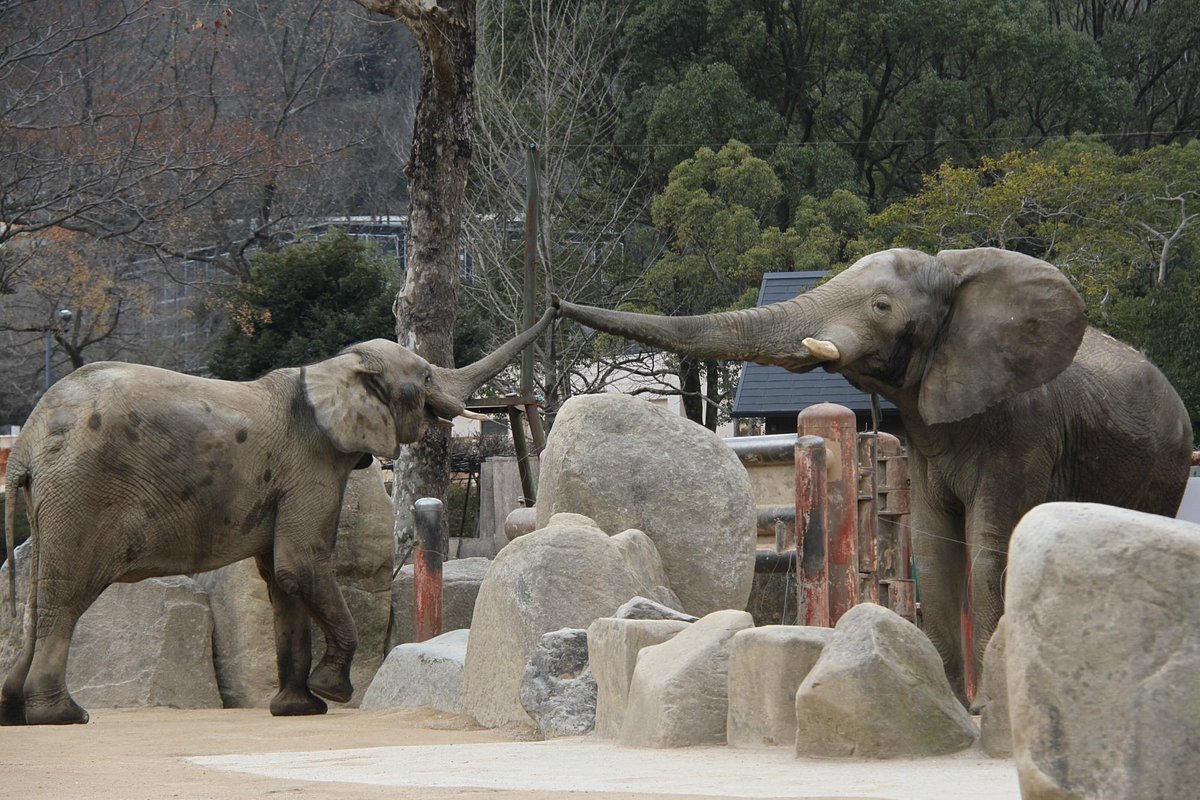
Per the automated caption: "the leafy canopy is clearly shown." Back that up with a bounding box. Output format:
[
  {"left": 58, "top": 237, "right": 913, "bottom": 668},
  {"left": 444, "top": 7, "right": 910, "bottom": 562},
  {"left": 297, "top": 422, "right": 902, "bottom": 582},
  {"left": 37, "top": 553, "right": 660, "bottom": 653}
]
[{"left": 208, "top": 230, "right": 399, "bottom": 380}]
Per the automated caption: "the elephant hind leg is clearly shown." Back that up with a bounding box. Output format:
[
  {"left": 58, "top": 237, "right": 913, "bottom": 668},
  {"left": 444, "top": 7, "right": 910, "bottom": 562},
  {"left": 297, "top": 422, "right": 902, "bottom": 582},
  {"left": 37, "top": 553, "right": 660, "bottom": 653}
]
[
  {"left": 22, "top": 561, "right": 106, "bottom": 724},
  {"left": 0, "top": 641, "right": 33, "bottom": 725}
]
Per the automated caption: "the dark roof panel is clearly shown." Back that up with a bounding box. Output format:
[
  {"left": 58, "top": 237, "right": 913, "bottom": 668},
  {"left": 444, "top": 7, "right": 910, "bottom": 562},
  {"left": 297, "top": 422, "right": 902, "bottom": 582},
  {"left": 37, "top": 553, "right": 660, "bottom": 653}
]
[{"left": 731, "top": 272, "right": 893, "bottom": 417}]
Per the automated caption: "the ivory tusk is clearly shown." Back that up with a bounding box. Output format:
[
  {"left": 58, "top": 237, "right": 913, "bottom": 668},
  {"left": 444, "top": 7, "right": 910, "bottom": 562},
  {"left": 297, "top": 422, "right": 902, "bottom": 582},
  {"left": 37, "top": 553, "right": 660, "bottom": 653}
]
[
  {"left": 458, "top": 409, "right": 491, "bottom": 422},
  {"left": 802, "top": 337, "right": 841, "bottom": 362}
]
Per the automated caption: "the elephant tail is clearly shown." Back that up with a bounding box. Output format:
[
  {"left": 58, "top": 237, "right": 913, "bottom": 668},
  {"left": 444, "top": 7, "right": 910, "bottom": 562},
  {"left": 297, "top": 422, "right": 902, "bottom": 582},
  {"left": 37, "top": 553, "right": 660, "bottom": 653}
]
[{"left": 4, "top": 451, "right": 28, "bottom": 616}]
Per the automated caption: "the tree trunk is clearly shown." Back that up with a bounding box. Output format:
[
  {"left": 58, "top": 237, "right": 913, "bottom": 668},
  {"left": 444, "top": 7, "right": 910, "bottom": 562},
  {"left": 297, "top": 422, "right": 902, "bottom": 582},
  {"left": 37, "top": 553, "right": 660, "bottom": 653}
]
[{"left": 350, "top": 0, "right": 476, "bottom": 563}]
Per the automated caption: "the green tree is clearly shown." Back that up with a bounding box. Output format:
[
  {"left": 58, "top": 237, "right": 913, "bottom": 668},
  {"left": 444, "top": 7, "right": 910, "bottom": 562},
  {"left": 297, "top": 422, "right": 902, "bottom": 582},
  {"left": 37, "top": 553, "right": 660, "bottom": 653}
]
[
  {"left": 208, "top": 230, "right": 399, "bottom": 380},
  {"left": 614, "top": 0, "right": 1130, "bottom": 201},
  {"left": 622, "top": 141, "right": 871, "bottom": 428}
]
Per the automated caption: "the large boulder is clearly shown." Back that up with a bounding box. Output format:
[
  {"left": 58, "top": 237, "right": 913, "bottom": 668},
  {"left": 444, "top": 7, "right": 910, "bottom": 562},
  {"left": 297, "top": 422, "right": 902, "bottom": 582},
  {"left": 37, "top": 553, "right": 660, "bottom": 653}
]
[
  {"left": 794, "top": 603, "right": 978, "bottom": 758},
  {"left": 619, "top": 609, "right": 754, "bottom": 748},
  {"left": 196, "top": 461, "right": 395, "bottom": 708},
  {"left": 194, "top": 559, "right": 276, "bottom": 707},
  {"left": 360, "top": 628, "right": 469, "bottom": 714},
  {"left": 463, "top": 513, "right": 677, "bottom": 729},
  {"left": 587, "top": 617, "right": 691, "bottom": 739},
  {"left": 535, "top": 394, "right": 756, "bottom": 616},
  {"left": 1, "top": 547, "right": 220, "bottom": 710},
  {"left": 726, "top": 625, "right": 832, "bottom": 748},
  {"left": 1006, "top": 503, "right": 1200, "bottom": 799},
  {"left": 518, "top": 628, "right": 596, "bottom": 738},
  {"left": 389, "top": 557, "right": 490, "bottom": 649},
  {"left": 69, "top": 577, "right": 223, "bottom": 709}
]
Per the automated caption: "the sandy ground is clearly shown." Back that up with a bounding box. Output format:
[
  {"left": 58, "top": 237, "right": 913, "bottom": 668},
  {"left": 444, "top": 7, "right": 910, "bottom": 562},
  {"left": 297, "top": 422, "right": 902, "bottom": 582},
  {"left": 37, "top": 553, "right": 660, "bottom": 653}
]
[{"left": 1, "top": 707, "right": 1020, "bottom": 800}]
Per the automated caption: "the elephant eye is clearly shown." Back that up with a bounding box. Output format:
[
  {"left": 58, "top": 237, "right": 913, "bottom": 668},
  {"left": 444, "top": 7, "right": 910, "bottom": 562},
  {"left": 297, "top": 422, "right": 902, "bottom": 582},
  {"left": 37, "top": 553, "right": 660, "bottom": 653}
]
[{"left": 873, "top": 299, "right": 892, "bottom": 313}]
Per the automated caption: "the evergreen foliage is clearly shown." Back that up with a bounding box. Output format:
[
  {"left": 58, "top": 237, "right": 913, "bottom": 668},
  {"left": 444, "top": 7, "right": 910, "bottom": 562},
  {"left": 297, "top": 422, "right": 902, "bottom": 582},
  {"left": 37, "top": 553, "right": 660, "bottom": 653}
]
[{"left": 208, "top": 231, "right": 399, "bottom": 380}]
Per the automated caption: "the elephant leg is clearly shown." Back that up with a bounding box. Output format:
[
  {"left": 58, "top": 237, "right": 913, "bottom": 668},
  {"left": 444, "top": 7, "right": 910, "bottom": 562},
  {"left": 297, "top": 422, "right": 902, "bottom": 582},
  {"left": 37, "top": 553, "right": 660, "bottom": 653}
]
[
  {"left": 255, "top": 556, "right": 326, "bottom": 717},
  {"left": 0, "top": 644, "right": 33, "bottom": 725},
  {"left": 21, "top": 578, "right": 103, "bottom": 725},
  {"left": 911, "top": 501, "right": 968, "bottom": 705},
  {"left": 964, "top": 512, "right": 1012, "bottom": 710},
  {"left": 272, "top": 509, "right": 358, "bottom": 705}
]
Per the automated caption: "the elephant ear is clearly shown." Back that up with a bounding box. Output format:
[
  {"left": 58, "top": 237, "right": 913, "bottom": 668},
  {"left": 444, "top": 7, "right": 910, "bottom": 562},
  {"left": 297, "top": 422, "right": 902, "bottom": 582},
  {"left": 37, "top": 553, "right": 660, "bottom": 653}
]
[
  {"left": 302, "top": 351, "right": 397, "bottom": 457},
  {"left": 919, "top": 248, "right": 1086, "bottom": 425}
]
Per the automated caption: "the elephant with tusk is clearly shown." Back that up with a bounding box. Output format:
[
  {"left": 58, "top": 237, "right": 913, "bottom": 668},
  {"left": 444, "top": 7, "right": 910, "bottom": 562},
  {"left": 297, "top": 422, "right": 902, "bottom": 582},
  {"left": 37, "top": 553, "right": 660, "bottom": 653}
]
[
  {"left": 554, "top": 247, "right": 1192, "bottom": 703},
  {"left": 1, "top": 307, "right": 556, "bottom": 725}
]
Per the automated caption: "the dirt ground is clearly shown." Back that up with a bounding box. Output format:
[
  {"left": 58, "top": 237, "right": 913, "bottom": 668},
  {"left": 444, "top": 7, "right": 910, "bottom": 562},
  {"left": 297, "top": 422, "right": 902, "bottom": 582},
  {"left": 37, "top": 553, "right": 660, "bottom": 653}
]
[{"left": 1, "top": 707, "right": 1019, "bottom": 800}]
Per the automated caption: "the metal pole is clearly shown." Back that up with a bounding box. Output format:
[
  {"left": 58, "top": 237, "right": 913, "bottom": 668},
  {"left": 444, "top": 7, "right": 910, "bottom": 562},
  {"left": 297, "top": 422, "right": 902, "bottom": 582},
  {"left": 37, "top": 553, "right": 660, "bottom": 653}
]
[
  {"left": 521, "top": 142, "right": 540, "bottom": 393},
  {"left": 413, "top": 498, "right": 445, "bottom": 642},
  {"left": 43, "top": 329, "right": 52, "bottom": 392}
]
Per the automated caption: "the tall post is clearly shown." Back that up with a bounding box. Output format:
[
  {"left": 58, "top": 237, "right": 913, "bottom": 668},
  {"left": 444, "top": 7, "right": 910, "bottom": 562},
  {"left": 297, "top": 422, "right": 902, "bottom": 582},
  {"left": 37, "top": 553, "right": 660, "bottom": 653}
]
[
  {"left": 799, "top": 403, "right": 859, "bottom": 625},
  {"left": 43, "top": 329, "right": 52, "bottom": 392},
  {"left": 522, "top": 142, "right": 540, "bottom": 393},
  {"left": 413, "top": 498, "right": 445, "bottom": 642},
  {"left": 795, "top": 434, "right": 828, "bottom": 627}
]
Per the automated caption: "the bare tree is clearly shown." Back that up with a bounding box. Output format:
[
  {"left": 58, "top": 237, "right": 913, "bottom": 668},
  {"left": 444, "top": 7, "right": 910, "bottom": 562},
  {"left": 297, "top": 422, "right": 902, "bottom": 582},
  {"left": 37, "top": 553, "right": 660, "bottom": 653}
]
[
  {"left": 464, "top": 0, "right": 656, "bottom": 424},
  {"left": 0, "top": 1, "right": 422, "bottom": 423},
  {"left": 347, "top": 0, "right": 476, "bottom": 561}
]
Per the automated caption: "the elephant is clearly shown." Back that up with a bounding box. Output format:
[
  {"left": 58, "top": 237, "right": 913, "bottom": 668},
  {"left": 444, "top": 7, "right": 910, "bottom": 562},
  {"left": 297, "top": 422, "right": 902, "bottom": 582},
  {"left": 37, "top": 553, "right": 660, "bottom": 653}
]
[
  {"left": 1, "top": 307, "right": 556, "bottom": 725},
  {"left": 554, "top": 247, "right": 1193, "bottom": 702}
]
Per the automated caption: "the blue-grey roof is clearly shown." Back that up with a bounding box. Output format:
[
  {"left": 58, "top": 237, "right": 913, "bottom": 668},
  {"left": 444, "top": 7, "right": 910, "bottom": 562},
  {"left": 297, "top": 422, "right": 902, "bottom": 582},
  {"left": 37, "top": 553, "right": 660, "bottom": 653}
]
[{"left": 731, "top": 272, "right": 893, "bottom": 417}]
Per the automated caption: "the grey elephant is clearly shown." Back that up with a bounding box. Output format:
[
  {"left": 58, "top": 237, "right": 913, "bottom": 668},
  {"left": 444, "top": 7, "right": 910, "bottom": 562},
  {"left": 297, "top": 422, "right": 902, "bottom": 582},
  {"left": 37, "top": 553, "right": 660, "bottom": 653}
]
[
  {"left": 555, "top": 247, "right": 1192, "bottom": 701},
  {"left": 1, "top": 308, "right": 556, "bottom": 725}
]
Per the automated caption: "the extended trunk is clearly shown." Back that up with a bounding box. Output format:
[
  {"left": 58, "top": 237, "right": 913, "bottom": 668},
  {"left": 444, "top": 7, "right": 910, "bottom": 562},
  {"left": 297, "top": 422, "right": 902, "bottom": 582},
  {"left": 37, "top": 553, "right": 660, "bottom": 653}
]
[{"left": 555, "top": 295, "right": 829, "bottom": 373}]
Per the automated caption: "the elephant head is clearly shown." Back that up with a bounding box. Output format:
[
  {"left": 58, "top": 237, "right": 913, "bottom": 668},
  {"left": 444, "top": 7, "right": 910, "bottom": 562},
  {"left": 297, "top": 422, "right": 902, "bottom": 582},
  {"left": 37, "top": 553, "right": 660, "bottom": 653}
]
[
  {"left": 301, "top": 307, "right": 556, "bottom": 458},
  {"left": 555, "top": 248, "right": 1086, "bottom": 425}
]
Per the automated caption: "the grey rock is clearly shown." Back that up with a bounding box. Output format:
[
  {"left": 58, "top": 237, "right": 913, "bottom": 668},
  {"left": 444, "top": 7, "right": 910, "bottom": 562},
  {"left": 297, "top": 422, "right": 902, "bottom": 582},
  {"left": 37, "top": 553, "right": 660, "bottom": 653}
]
[
  {"left": 587, "top": 617, "right": 691, "bottom": 739},
  {"left": 795, "top": 603, "right": 978, "bottom": 758},
  {"left": 69, "top": 577, "right": 223, "bottom": 709},
  {"left": 615, "top": 596, "right": 696, "bottom": 622},
  {"left": 360, "top": 628, "right": 469, "bottom": 714},
  {"left": 726, "top": 625, "right": 832, "bottom": 748},
  {"left": 620, "top": 609, "right": 754, "bottom": 748},
  {"left": 1006, "top": 503, "right": 1200, "bottom": 799},
  {"left": 1, "top": 550, "right": 220, "bottom": 710},
  {"left": 462, "top": 513, "right": 675, "bottom": 729},
  {"left": 535, "top": 394, "right": 757, "bottom": 617},
  {"left": 519, "top": 628, "right": 596, "bottom": 738},
  {"left": 389, "top": 557, "right": 491, "bottom": 649},
  {"left": 193, "top": 559, "right": 276, "bottom": 707},
  {"left": 977, "top": 616, "right": 1012, "bottom": 758}
]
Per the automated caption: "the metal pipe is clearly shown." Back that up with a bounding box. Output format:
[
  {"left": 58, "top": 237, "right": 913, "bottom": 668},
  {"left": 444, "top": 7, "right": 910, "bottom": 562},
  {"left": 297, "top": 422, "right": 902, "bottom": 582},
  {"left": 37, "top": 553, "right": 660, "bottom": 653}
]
[
  {"left": 413, "top": 497, "right": 445, "bottom": 642},
  {"left": 755, "top": 548, "right": 796, "bottom": 574},
  {"left": 723, "top": 433, "right": 798, "bottom": 466}
]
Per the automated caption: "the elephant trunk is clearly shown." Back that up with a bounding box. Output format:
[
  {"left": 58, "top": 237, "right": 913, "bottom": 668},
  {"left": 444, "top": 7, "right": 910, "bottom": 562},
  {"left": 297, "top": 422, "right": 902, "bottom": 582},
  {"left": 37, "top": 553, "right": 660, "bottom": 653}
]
[
  {"left": 554, "top": 295, "right": 833, "bottom": 372},
  {"left": 428, "top": 306, "right": 557, "bottom": 413}
]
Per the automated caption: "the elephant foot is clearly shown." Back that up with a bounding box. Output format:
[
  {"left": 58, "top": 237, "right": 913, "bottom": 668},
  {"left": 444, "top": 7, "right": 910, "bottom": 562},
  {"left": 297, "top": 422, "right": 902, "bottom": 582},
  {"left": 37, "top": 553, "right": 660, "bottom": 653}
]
[
  {"left": 270, "top": 687, "right": 328, "bottom": 717},
  {"left": 307, "top": 664, "right": 352, "bottom": 704},
  {"left": 0, "top": 697, "right": 26, "bottom": 726},
  {"left": 22, "top": 695, "right": 89, "bottom": 725}
]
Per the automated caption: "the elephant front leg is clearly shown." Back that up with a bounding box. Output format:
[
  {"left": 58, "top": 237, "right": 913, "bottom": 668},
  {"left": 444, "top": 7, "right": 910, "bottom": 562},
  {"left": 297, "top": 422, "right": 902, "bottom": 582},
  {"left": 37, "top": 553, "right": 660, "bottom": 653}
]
[
  {"left": 256, "top": 555, "right": 326, "bottom": 717},
  {"left": 964, "top": 512, "right": 1011, "bottom": 709},
  {"left": 910, "top": 497, "right": 969, "bottom": 705},
  {"left": 271, "top": 512, "right": 358, "bottom": 706}
]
